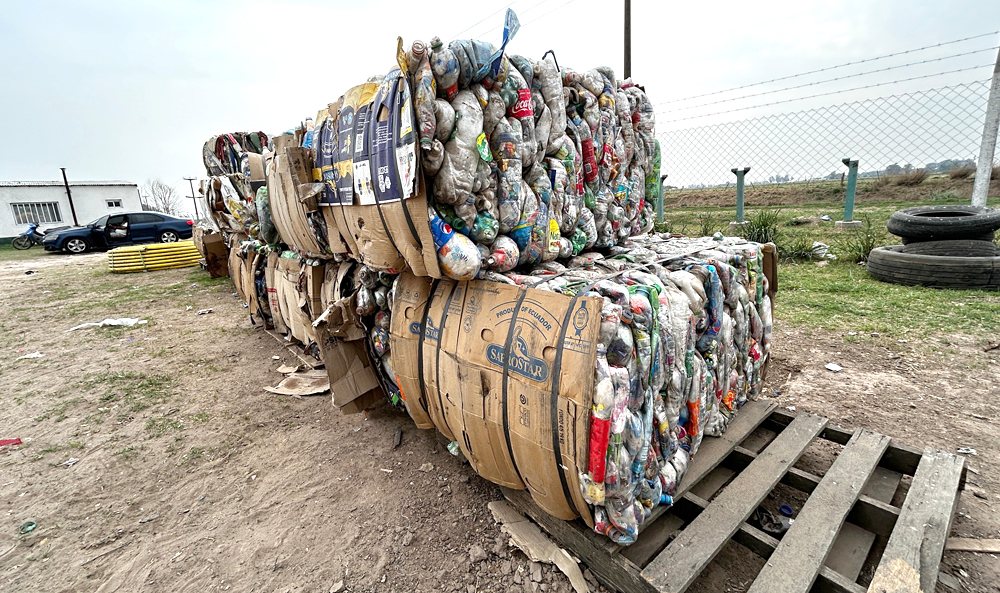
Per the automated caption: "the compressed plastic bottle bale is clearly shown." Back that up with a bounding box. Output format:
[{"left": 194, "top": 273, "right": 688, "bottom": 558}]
[
  {"left": 486, "top": 235, "right": 519, "bottom": 272},
  {"left": 434, "top": 91, "right": 483, "bottom": 206},
  {"left": 475, "top": 187, "right": 498, "bottom": 220},
  {"left": 483, "top": 88, "right": 505, "bottom": 134},
  {"left": 433, "top": 99, "right": 455, "bottom": 142},
  {"left": 255, "top": 186, "right": 279, "bottom": 245},
  {"left": 470, "top": 210, "right": 499, "bottom": 245},
  {"left": 577, "top": 206, "right": 598, "bottom": 249},
  {"left": 513, "top": 183, "right": 542, "bottom": 266},
  {"left": 542, "top": 214, "right": 560, "bottom": 262},
  {"left": 509, "top": 54, "right": 534, "bottom": 88},
  {"left": 490, "top": 118, "right": 522, "bottom": 233},
  {"left": 414, "top": 55, "right": 437, "bottom": 148},
  {"left": 424, "top": 139, "right": 445, "bottom": 175},
  {"left": 558, "top": 236, "right": 573, "bottom": 258},
  {"left": 538, "top": 54, "right": 566, "bottom": 144},
  {"left": 429, "top": 37, "right": 460, "bottom": 100},
  {"left": 546, "top": 158, "right": 577, "bottom": 235},
  {"left": 533, "top": 98, "right": 552, "bottom": 163},
  {"left": 406, "top": 39, "right": 428, "bottom": 77},
  {"left": 427, "top": 206, "right": 482, "bottom": 280},
  {"left": 449, "top": 38, "right": 497, "bottom": 89},
  {"left": 505, "top": 67, "right": 537, "bottom": 169}
]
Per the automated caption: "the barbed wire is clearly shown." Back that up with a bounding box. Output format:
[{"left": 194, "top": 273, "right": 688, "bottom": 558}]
[
  {"left": 659, "top": 64, "right": 995, "bottom": 124},
  {"left": 658, "top": 46, "right": 1000, "bottom": 112},
  {"left": 659, "top": 31, "right": 1000, "bottom": 106}
]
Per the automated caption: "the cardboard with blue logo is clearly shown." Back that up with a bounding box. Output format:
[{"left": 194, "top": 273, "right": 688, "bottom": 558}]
[
  {"left": 318, "top": 70, "right": 440, "bottom": 278},
  {"left": 390, "top": 272, "right": 600, "bottom": 524}
]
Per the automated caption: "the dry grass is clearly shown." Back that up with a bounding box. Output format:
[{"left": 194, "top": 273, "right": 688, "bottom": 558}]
[
  {"left": 948, "top": 166, "right": 975, "bottom": 180},
  {"left": 893, "top": 169, "right": 929, "bottom": 186}
]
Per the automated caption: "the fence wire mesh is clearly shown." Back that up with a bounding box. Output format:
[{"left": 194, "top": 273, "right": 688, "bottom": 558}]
[{"left": 657, "top": 80, "right": 997, "bottom": 189}]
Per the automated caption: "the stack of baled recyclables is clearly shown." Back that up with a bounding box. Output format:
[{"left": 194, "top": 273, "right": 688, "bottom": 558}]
[{"left": 199, "top": 29, "right": 776, "bottom": 546}]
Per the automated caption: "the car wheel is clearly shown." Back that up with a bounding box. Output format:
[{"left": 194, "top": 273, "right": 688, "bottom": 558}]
[
  {"left": 887, "top": 205, "right": 1000, "bottom": 241},
  {"left": 866, "top": 245, "right": 1000, "bottom": 289},
  {"left": 160, "top": 230, "right": 180, "bottom": 243},
  {"left": 64, "top": 238, "right": 90, "bottom": 254}
]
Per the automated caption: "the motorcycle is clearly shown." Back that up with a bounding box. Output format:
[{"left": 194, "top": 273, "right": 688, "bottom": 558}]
[{"left": 12, "top": 222, "right": 47, "bottom": 250}]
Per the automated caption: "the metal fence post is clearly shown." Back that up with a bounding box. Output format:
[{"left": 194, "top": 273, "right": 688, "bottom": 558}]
[
  {"left": 836, "top": 158, "right": 862, "bottom": 229},
  {"left": 728, "top": 167, "right": 750, "bottom": 235},
  {"left": 657, "top": 174, "right": 666, "bottom": 223}
]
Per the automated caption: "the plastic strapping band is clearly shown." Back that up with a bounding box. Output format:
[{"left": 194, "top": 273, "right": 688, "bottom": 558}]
[
  {"left": 416, "top": 279, "right": 440, "bottom": 417},
  {"left": 434, "top": 282, "right": 461, "bottom": 435},
  {"left": 500, "top": 286, "right": 529, "bottom": 485}
]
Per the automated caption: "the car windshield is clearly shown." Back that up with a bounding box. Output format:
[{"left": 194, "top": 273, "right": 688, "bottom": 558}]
[{"left": 87, "top": 215, "right": 109, "bottom": 227}]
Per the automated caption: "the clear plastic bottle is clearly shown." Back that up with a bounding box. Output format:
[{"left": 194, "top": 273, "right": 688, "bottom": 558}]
[
  {"left": 429, "top": 37, "right": 460, "bottom": 100},
  {"left": 428, "top": 206, "right": 482, "bottom": 280}
]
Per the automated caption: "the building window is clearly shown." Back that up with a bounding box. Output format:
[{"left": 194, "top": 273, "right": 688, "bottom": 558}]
[
  {"left": 12, "top": 202, "right": 63, "bottom": 225},
  {"left": 107, "top": 199, "right": 123, "bottom": 209}
]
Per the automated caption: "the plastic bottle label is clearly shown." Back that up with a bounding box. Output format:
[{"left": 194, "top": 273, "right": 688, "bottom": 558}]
[
  {"left": 476, "top": 133, "right": 493, "bottom": 162},
  {"left": 510, "top": 89, "right": 533, "bottom": 118},
  {"left": 582, "top": 138, "right": 598, "bottom": 183}
]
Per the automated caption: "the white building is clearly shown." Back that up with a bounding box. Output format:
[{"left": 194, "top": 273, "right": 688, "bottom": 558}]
[{"left": 0, "top": 181, "right": 142, "bottom": 239}]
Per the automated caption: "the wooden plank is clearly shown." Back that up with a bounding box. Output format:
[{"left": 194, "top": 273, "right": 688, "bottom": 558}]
[
  {"left": 825, "top": 466, "right": 902, "bottom": 580},
  {"left": 765, "top": 410, "right": 924, "bottom": 478},
  {"left": 621, "top": 514, "right": 685, "bottom": 567},
  {"left": 746, "top": 429, "right": 890, "bottom": 593},
  {"left": 675, "top": 493, "right": 865, "bottom": 593},
  {"left": 944, "top": 538, "right": 1000, "bottom": 553},
  {"left": 616, "top": 400, "right": 777, "bottom": 556},
  {"left": 722, "top": 446, "right": 900, "bottom": 538},
  {"left": 688, "top": 466, "right": 735, "bottom": 501},
  {"left": 502, "top": 488, "right": 657, "bottom": 593},
  {"left": 868, "top": 449, "right": 965, "bottom": 593},
  {"left": 642, "top": 413, "right": 828, "bottom": 593}
]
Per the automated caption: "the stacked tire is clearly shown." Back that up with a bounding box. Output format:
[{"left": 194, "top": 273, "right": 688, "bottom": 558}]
[{"left": 867, "top": 205, "right": 1000, "bottom": 289}]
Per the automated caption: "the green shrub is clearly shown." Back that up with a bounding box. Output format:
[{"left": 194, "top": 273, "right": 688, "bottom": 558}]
[
  {"left": 695, "top": 212, "right": 724, "bottom": 237},
  {"left": 778, "top": 236, "right": 818, "bottom": 261},
  {"left": 744, "top": 209, "right": 781, "bottom": 244},
  {"left": 837, "top": 215, "right": 886, "bottom": 263}
]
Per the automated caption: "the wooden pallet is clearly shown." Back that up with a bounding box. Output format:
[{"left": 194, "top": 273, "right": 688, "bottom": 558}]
[{"left": 502, "top": 400, "right": 965, "bottom": 593}]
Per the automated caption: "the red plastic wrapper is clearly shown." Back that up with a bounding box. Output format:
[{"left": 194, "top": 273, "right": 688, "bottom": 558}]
[{"left": 588, "top": 416, "right": 611, "bottom": 481}]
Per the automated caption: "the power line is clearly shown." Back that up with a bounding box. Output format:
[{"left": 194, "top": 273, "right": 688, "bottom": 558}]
[
  {"left": 660, "top": 31, "right": 1000, "bottom": 106},
  {"left": 659, "top": 46, "right": 1000, "bottom": 112},
  {"left": 467, "top": 0, "right": 574, "bottom": 43},
  {"left": 659, "top": 65, "right": 994, "bottom": 124},
  {"left": 449, "top": 3, "right": 514, "bottom": 42}
]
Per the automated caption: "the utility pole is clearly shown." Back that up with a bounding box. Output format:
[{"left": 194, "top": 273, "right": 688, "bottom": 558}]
[
  {"left": 624, "top": 0, "right": 631, "bottom": 79},
  {"left": 60, "top": 167, "right": 79, "bottom": 226},
  {"left": 184, "top": 177, "right": 200, "bottom": 220},
  {"left": 972, "top": 45, "right": 1000, "bottom": 208}
]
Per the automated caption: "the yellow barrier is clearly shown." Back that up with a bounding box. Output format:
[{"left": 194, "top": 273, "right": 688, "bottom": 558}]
[{"left": 108, "top": 240, "right": 202, "bottom": 274}]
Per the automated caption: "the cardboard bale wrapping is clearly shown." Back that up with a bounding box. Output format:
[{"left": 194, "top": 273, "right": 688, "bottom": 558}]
[
  {"left": 275, "top": 257, "right": 317, "bottom": 345},
  {"left": 265, "top": 253, "right": 289, "bottom": 335},
  {"left": 391, "top": 271, "right": 600, "bottom": 522},
  {"left": 194, "top": 226, "right": 230, "bottom": 278}
]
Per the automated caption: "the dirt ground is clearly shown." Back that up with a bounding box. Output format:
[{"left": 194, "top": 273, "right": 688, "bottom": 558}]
[{"left": 0, "top": 251, "right": 997, "bottom": 593}]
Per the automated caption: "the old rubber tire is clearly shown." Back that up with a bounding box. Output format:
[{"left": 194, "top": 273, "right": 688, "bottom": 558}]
[
  {"left": 887, "top": 205, "right": 1000, "bottom": 241},
  {"left": 900, "top": 231, "right": 994, "bottom": 245},
  {"left": 900, "top": 240, "right": 998, "bottom": 257},
  {"left": 866, "top": 245, "right": 1000, "bottom": 289}
]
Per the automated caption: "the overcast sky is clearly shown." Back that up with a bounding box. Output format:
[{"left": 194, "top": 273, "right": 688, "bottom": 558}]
[{"left": 1, "top": 0, "right": 997, "bottom": 214}]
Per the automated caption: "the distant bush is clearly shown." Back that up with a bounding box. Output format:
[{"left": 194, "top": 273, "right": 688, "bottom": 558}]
[
  {"left": 778, "top": 236, "right": 819, "bottom": 262},
  {"left": 837, "top": 215, "right": 886, "bottom": 263},
  {"left": 695, "top": 212, "right": 724, "bottom": 237},
  {"left": 948, "top": 166, "right": 974, "bottom": 179},
  {"left": 893, "top": 169, "right": 929, "bottom": 186}
]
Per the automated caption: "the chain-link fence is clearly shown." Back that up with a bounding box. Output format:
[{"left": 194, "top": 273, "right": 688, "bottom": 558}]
[{"left": 657, "top": 80, "right": 997, "bottom": 189}]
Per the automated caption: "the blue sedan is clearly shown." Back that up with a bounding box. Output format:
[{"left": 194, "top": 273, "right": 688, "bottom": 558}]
[{"left": 43, "top": 212, "right": 194, "bottom": 254}]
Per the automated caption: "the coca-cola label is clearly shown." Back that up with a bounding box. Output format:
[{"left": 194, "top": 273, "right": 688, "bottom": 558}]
[
  {"left": 443, "top": 83, "right": 458, "bottom": 101},
  {"left": 582, "top": 138, "right": 597, "bottom": 183},
  {"left": 510, "top": 89, "right": 533, "bottom": 119}
]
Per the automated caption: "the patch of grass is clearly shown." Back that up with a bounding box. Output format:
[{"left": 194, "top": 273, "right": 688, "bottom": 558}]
[
  {"left": 184, "top": 446, "right": 205, "bottom": 462},
  {"left": 145, "top": 416, "right": 184, "bottom": 437},
  {"left": 192, "top": 412, "right": 210, "bottom": 424},
  {"left": 83, "top": 371, "right": 172, "bottom": 413},
  {"left": 113, "top": 445, "right": 142, "bottom": 459},
  {"left": 744, "top": 209, "right": 781, "bottom": 244},
  {"left": 695, "top": 212, "right": 725, "bottom": 237},
  {"left": 836, "top": 215, "right": 887, "bottom": 263},
  {"left": 35, "top": 397, "right": 84, "bottom": 422},
  {"left": 778, "top": 236, "right": 818, "bottom": 261},
  {"left": 779, "top": 260, "right": 1000, "bottom": 337}
]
